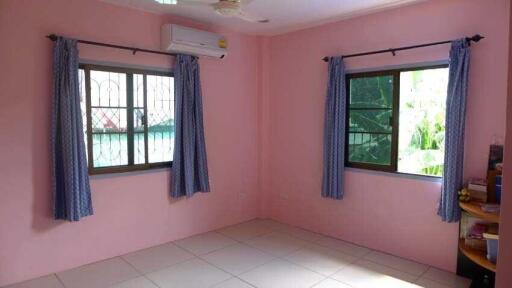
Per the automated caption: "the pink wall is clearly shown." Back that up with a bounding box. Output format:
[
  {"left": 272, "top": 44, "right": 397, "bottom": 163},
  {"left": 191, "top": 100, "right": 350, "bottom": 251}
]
[
  {"left": 496, "top": 3, "right": 512, "bottom": 287},
  {"left": 0, "top": 0, "right": 262, "bottom": 285},
  {"left": 1, "top": 0, "right": 510, "bottom": 285},
  {"left": 262, "top": 0, "right": 509, "bottom": 272}
]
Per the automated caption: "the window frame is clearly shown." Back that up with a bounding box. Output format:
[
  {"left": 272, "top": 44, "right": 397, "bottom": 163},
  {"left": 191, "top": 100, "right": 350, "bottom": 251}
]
[
  {"left": 345, "top": 64, "right": 449, "bottom": 176},
  {"left": 79, "top": 64, "right": 174, "bottom": 175}
]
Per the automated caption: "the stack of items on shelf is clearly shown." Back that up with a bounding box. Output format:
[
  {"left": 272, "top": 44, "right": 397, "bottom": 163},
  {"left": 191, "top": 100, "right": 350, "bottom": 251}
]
[
  {"left": 459, "top": 145, "right": 503, "bottom": 208},
  {"left": 480, "top": 203, "right": 500, "bottom": 214},
  {"left": 464, "top": 221, "right": 500, "bottom": 264},
  {"left": 465, "top": 222, "right": 487, "bottom": 251},
  {"left": 467, "top": 177, "right": 487, "bottom": 202}
]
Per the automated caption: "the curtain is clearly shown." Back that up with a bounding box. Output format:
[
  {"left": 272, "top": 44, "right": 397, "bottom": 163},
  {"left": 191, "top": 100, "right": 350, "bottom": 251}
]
[
  {"left": 438, "top": 39, "right": 470, "bottom": 222},
  {"left": 322, "top": 56, "right": 346, "bottom": 200},
  {"left": 51, "top": 37, "right": 93, "bottom": 221},
  {"left": 171, "top": 54, "right": 210, "bottom": 198}
]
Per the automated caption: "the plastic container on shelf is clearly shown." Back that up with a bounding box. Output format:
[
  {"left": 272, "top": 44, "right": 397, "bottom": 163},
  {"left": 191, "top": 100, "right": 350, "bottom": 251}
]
[
  {"left": 483, "top": 233, "right": 499, "bottom": 264},
  {"left": 496, "top": 175, "right": 502, "bottom": 203},
  {"left": 496, "top": 184, "right": 502, "bottom": 203}
]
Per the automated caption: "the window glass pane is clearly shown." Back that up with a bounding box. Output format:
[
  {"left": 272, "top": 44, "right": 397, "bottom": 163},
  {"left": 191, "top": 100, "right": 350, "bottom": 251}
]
[
  {"left": 349, "top": 109, "right": 392, "bottom": 133},
  {"left": 134, "top": 132, "right": 145, "bottom": 165},
  {"left": 133, "top": 74, "right": 146, "bottom": 164},
  {"left": 147, "top": 75, "right": 174, "bottom": 163},
  {"left": 398, "top": 68, "right": 449, "bottom": 176},
  {"left": 91, "top": 108, "right": 127, "bottom": 132},
  {"left": 348, "top": 75, "right": 394, "bottom": 166},
  {"left": 78, "top": 69, "right": 87, "bottom": 163},
  {"left": 348, "top": 133, "right": 392, "bottom": 165},
  {"left": 134, "top": 108, "right": 145, "bottom": 133},
  {"left": 134, "top": 74, "right": 144, "bottom": 108},
  {"left": 350, "top": 75, "right": 393, "bottom": 108},
  {"left": 90, "top": 70, "right": 128, "bottom": 167},
  {"left": 90, "top": 70, "right": 127, "bottom": 107},
  {"left": 92, "top": 134, "right": 128, "bottom": 167}
]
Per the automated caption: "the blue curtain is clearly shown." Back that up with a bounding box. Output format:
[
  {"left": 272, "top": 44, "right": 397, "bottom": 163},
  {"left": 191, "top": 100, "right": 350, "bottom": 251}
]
[
  {"left": 322, "top": 56, "right": 346, "bottom": 200},
  {"left": 51, "top": 37, "right": 93, "bottom": 221},
  {"left": 438, "top": 39, "right": 470, "bottom": 222},
  {"left": 171, "top": 54, "right": 210, "bottom": 198}
]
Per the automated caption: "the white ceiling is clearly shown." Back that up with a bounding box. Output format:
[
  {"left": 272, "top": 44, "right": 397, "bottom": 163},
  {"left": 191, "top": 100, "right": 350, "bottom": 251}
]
[{"left": 101, "top": 0, "right": 425, "bottom": 35}]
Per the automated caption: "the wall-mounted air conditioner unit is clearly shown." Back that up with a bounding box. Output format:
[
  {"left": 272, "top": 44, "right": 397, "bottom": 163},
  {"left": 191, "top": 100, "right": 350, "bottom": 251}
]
[{"left": 161, "top": 24, "right": 227, "bottom": 59}]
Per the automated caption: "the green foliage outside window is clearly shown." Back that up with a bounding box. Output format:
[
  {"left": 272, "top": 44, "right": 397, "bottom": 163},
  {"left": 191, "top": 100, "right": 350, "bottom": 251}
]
[
  {"left": 348, "top": 75, "right": 393, "bottom": 166},
  {"left": 347, "top": 67, "right": 448, "bottom": 177}
]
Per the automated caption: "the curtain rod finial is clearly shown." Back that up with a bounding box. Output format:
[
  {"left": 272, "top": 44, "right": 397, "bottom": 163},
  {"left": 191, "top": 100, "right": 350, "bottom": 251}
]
[
  {"left": 472, "top": 34, "right": 484, "bottom": 42},
  {"left": 47, "top": 34, "right": 58, "bottom": 41},
  {"left": 322, "top": 57, "right": 329, "bottom": 62}
]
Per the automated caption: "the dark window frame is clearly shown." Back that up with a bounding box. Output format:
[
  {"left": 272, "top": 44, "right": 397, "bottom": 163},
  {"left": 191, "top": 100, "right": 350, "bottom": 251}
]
[
  {"left": 79, "top": 64, "right": 174, "bottom": 175},
  {"left": 345, "top": 64, "right": 449, "bottom": 176}
]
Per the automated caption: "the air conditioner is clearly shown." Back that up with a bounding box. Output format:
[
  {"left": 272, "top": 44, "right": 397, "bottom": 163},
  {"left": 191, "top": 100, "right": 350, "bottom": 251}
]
[{"left": 161, "top": 24, "right": 227, "bottom": 59}]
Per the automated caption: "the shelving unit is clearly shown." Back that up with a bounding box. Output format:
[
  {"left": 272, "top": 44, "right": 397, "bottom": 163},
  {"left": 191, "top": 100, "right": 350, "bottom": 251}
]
[
  {"left": 459, "top": 202, "right": 500, "bottom": 223},
  {"left": 458, "top": 239, "right": 496, "bottom": 272},
  {"left": 458, "top": 201, "right": 499, "bottom": 276},
  {"left": 457, "top": 146, "right": 502, "bottom": 287}
]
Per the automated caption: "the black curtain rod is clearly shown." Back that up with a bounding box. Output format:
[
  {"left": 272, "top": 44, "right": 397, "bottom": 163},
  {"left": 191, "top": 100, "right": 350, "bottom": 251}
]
[
  {"left": 322, "top": 34, "right": 484, "bottom": 62},
  {"left": 46, "top": 34, "right": 179, "bottom": 57}
]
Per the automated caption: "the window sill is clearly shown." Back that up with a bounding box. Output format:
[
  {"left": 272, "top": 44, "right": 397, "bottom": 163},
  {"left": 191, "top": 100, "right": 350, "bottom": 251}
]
[
  {"left": 345, "top": 167, "right": 442, "bottom": 183},
  {"left": 89, "top": 166, "right": 171, "bottom": 180},
  {"left": 89, "top": 162, "right": 172, "bottom": 177}
]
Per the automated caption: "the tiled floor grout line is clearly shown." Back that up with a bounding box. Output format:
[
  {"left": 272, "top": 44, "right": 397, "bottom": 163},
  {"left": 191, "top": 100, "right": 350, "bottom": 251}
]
[
  {"left": 5, "top": 219, "right": 467, "bottom": 288},
  {"left": 228, "top": 229, "right": 359, "bottom": 285},
  {"left": 173, "top": 220, "right": 288, "bottom": 287},
  {"left": 308, "top": 276, "right": 329, "bottom": 288},
  {"left": 132, "top": 223, "right": 449, "bottom": 288},
  {"left": 414, "top": 265, "right": 432, "bottom": 282},
  {"left": 175, "top": 238, "right": 241, "bottom": 257},
  {"left": 275, "top": 246, "right": 362, "bottom": 282},
  {"left": 136, "top": 220, "right": 375, "bottom": 287},
  {"left": 232, "top": 221, "right": 434, "bottom": 287},
  {"left": 195, "top": 252, "right": 264, "bottom": 287},
  {"left": 117, "top": 256, "right": 164, "bottom": 288},
  {"left": 207, "top": 221, "right": 371, "bottom": 287},
  {"left": 358, "top": 258, "right": 428, "bottom": 282},
  {"left": 302, "top": 230, "right": 433, "bottom": 283},
  {"left": 54, "top": 256, "right": 143, "bottom": 288},
  {"left": 325, "top": 276, "right": 356, "bottom": 288},
  {"left": 53, "top": 273, "right": 67, "bottom": 288},
  {"left": 107, "top": 220, "right": 279, "bottom": 288},
  {"left": 415, "top": 267, "right": 468, "bottom": 288},
  {"left": 140, "top": 275, "right": 164, "bottom": 288},
  {"left": 197, "top": 248, "right": 277, "bottom": 282},
  {"left": 198, "top": 222, "right": 328, "bottom": 287},
  {"left": 276, "top": 221, "right": 457, "bottom": 286}
]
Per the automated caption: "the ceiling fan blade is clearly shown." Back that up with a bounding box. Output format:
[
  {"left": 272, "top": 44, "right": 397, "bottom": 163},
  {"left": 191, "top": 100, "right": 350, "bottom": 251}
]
[
  {"left": 161, "top": 0, "right": 215, "bottom": 6},
  {"left": 236, "top": 11, "right": 269, "bottom": 23}
]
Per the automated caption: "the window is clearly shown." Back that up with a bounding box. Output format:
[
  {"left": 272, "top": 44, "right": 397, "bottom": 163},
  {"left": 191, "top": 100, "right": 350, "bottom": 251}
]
[
  {"left": 79, "top": 65, "right": 175, "bottom": 174},
  {"left": 346, "top": 65, "right": 449, "bottom": 177}
]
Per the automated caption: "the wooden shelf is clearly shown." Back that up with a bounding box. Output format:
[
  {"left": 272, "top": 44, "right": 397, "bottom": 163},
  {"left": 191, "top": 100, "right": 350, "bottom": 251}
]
[
  {"left": 459, "top": 239, "right": 496, "bottom": 272},
  {"left": 459, "top": 201, "right": 500, "bottom": 223}
]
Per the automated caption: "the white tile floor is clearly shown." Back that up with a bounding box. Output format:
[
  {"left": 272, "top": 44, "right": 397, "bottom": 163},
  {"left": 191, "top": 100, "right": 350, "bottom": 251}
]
[{"left": 4, "top": 219, "right": 471, "bottom": 288}]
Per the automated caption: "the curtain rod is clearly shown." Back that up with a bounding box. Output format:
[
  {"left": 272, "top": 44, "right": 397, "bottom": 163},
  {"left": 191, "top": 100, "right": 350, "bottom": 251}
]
[
  {"left": 322, "top": 34, "right": 484, "bottom": 62},
  {"left": 46, "top": 34, "right": 218, "bottom": 58}
]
